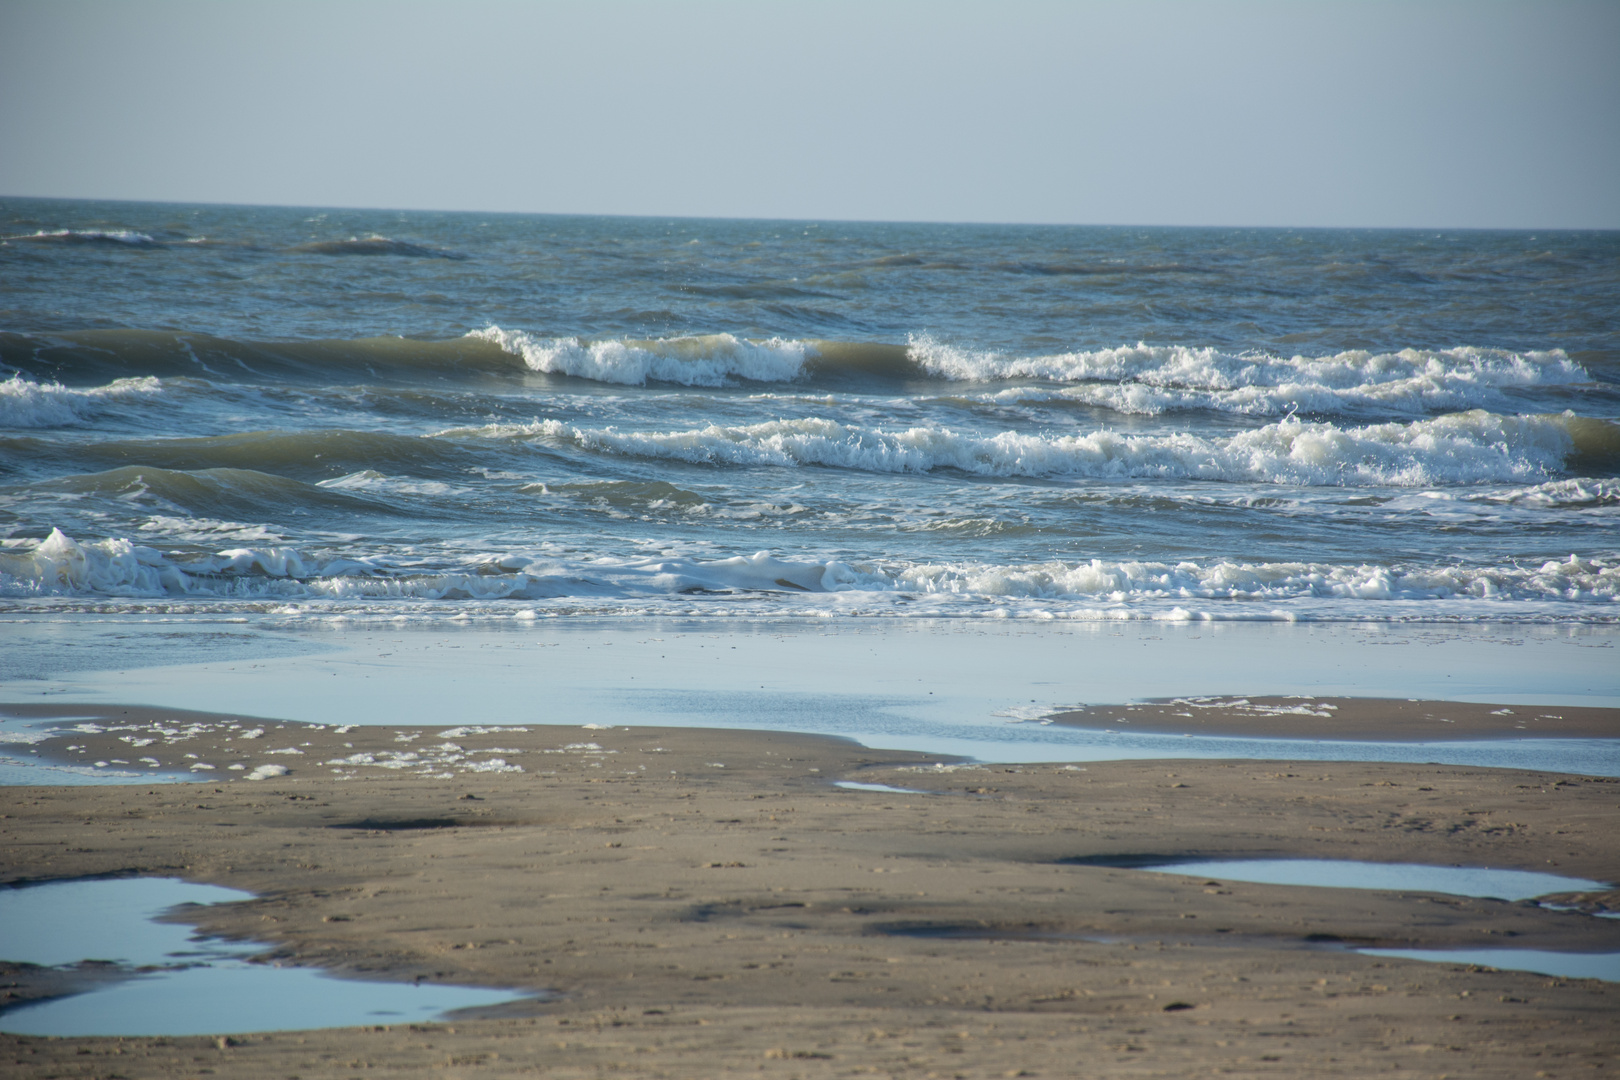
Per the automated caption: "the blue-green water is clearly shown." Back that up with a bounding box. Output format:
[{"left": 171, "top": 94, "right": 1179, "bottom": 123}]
[{"left": 3, "top": 198, "right": 1617, "bottom": 622}]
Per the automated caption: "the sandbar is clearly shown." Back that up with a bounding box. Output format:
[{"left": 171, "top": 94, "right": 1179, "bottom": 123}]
[{"left": 1049, "top": 695, "right": 1620, "bottom": 741}]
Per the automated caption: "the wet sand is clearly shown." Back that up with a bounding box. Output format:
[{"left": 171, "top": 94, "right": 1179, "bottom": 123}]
[{"left": 1, "top": 706, "right": 1618, "bottom": 1077}]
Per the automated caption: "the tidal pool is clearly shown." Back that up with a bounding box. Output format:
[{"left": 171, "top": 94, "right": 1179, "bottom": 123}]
[
  {"left": 0, "top": 877, "right": 532, "bottom": 1037},
  {"left": 1082, "top": 858, "right": 1610, "bottom": 902},
  {"left": 833, "top": 780, "right": 931, "bottom": 795},
  {"left": 1359, "top": 948, "right": 1620, "bottom": 982}
]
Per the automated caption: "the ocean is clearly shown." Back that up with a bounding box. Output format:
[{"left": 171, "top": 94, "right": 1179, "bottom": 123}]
[{"left": 2, "top": 196, "right": 1617, "bottom": 624}]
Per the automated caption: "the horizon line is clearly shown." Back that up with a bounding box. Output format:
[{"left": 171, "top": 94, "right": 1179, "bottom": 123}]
[{"left": 3, "top": 192, "right": 1615, "bottom": 235}]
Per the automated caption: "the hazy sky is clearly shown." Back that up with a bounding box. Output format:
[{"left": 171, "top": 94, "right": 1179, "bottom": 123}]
[{"left": 2, "top": 1, "right": 1616, "bottom": 228}]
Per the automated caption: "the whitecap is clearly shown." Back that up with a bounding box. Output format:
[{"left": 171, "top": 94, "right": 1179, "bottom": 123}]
[
  {"left": 3, "top": 529, "right": 1614, "bottom": 613},
  {"left": 501, "top": 409, "right": 1602, "bottom": 487},
  {"left": 0, "top": 375, "right": 163, "bottom": 428},
  {"left": 910, "top": 335, "right": 1589, "bottom": 417},
  {"left": 471, "top": 327, "right": 813, "bottom": 386}
]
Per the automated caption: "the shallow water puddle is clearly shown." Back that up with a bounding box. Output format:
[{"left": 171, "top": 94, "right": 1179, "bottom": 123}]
[
  {"left": 874, "top": 924, "right": 1620, "bottom": 983},
  {"left": 1088, "top": 858, "right": 1609, "bottom": 902},
  {"left": 833, "top": 780, "right": 932, "bottom": 795},
  {"left": 1358, "top": 948, "right": 1620, "bottom": 982},
  {"left": 0, "top": 878, "right": 530, "bottom": 1037}
]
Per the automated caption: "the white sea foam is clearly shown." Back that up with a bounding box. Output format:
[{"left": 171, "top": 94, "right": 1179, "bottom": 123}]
[
  {"left": 318, "top": 470, "right": 464, "bottom": 497},
  {"left": 860, "top": 554, "right": 1620, "bottom": 606},
  {"left": 0, "top": 375, "right": 162, "bottom": 428},
  {"left": 911, "top": 336, "right": 1583, "bottom": 388},
  {"left": 137, "top": 516, "right": 287, "bottom": 544},
  {"left": 471, "top": 327, "right": 813, "bottom": 386},
  {"left": 0, "top": 528, "right": 380, "bottom": 597},
  {"left": 0, "top": 530, "right": 191, "bottom": 595},
  {"left": 1486, "top": 478, "right": 1620, "bottom": 508},
  {"left": 470, "top": 410, "right": 1599, "bottom": 487},
  {"left": 910, "top": 336, "right": 1587, "bottom": 416},
  {"left": 0, "top": 729, "right": 55, "bottom": 745},
  {"left": 3, "top": 529, "right": 1614, "bottom": 614}
]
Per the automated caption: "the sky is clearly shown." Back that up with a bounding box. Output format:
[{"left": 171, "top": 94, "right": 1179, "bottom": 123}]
[{"left": 1, "top": 0, "right": 1616, "bottom": 229}]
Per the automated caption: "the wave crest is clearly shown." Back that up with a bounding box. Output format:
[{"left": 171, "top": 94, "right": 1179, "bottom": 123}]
[
  {"left": 289, "top": 236, "right": 467, "bottom": 259},
  {"left": 3, "top": 229, "right": 163, "bottom": 247},
  {"left": 0, "top": 375, "right": 162, "bottom": 428},
  {"left": 467, "top": 410, "right": 1604, "bottom": 487},
  {"left": 910, "top": 336, "right": 1588, "bottom": 417},
  {"left": 471, "top": 327, "right": 813, "bottom": 386},
  {"left": 5, "top": 530, "right": 1615, "bottom": 613}
]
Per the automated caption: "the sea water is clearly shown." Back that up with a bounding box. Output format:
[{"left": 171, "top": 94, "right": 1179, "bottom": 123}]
[
  {"left": 2, "top": 199, "right": 1616, "bottom": 626},
  {"left": 5, "top": 617, "right": 1617, "bottom": 776}
]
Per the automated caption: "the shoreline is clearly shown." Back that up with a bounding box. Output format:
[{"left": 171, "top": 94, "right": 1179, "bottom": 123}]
[
  {"left": 2, "top": 717, "right": 1618, "bottom": 1076},
  {"left": 5, "top": 695, "right": 1620, "bottom": 786}
]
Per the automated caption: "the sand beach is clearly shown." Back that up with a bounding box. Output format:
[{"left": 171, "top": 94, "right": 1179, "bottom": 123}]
[{"left": 3, "top": 704, "right": 1617, "bottom": 1078}]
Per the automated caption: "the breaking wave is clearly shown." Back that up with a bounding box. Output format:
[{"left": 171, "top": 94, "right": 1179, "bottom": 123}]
[
  {"left": 4, "top": 327, "right": 1596, "bottom": 425},
  {"left": 468, "top": 328, "right": 1594, "bottom": 416},
  {"left": 0, "top": 375, "right": 163, "bottom": 428},
  {"left": 911, "top": 336, "right": 1590, "bottom": 416},
  {"left": 471, "top": 327, "right": 813, "bottom": 386},
  {"left": 3, "top": 529, "right": 1614, "bottom": 617},
  {"left": 458, "top": 410, "right": 1614, "bottom": 487}
]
